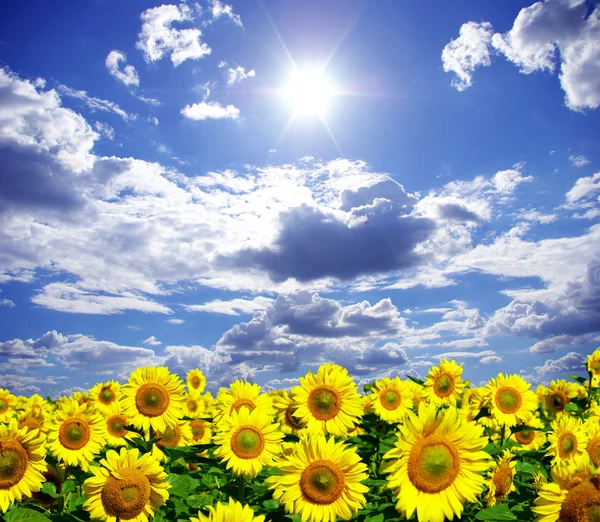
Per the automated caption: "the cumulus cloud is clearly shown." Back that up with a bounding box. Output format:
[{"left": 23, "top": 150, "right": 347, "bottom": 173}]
[
  {"left": 208, "top": 0, "right": 243, "bottom": 27},
  {"left": 181, "top": 101, "right": 240, "bottom": 120},
  {"left": 186, "top": 296, "right": 274, "bottom": 316},
  {"left": 442, "top": 21, "right": 494, "bottom": 91},
  {"left": 136, "top": 4, "right": 211, "bottom": 66},
  {"left": 534, "top": 351, "right": 587, "bottom": 375},
  {"left": 563, "top": 172, "right": 600, "bottom": 219},
  {"left": 105, "top": 50, "right": 139, "bottom": 87},
  {"left": 224, "top": 65, "right": 256, "bottom": 86},
  {"left": 142, "top": 336, "right": 162, "bottom": 346}
]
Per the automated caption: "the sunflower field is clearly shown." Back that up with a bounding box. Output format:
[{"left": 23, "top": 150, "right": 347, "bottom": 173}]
[{"left": 1, "top": 351, "right": 600, "bottom": 522}]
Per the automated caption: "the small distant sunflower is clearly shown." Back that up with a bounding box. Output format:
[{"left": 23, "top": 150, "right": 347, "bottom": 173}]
[
  {"left": 274, "top": 390, "right": 306, "bottom": 435},
  {"left": 370, "top": 377, "right": 413, "bottom": 424},
  {"left": 214, "top": 381, "right": 274, "bottom": 424},
  {"left": 187, "top": 369, "right": 207, "bottom": 394},
  {"left": 547, "top": 415, "right": 588, "bottom": 465},
  {"left": 512, "top": 416, "right": 547, "bottom": 451},
  {"left": 538, "top": 380, "right": 581, "bottom": 417},
  {"left": 190, "top": 498, "right": 265, "bottom": 522},
  {"left": 0, "top": 419, "right": 47, "bottom": 513},
  {"left": 25, "top": 394, "right": 52, "bottom": 419},
  {"left": 291, "top": 364, "right": 363, "bottom": 437},
  {"left": 91, "top": 381, "right": 121, "bottom": 415},
  {"left": 17, "top": 409, "right": 47, "bottom": 435},
  {"left": 73, "top": 391, "right": 93, "bottom": 408},
  {"left": 102, "top": 402, "right": 139, "bottom": 447},
  {"left": 459, "top": 387, "right": 488, "bottom": 423},
  {"left": 533, "top": 454, "right": 598, "bottom": 522},
  {"left": 486, "top": 373, "right": 537, "bottom": 427},
  {"left": 157, "top": 420, "right": 193, "bottom": 450},
  {"left": 267, "top": 435, "right": 368, "bottom": 522},
  {"left": 586, "top": 421, "right": 600, "bottom": 467},
  {"left": 0, "top": 389, "right": 16, "bottom": 423},
  {"left": 485, "top": 450, "right": 517, "bottom": 507},
  {"left": 213, "top": 408, "right": 284, "bottom": 478},
  {"left": 423, "top": 359, "right": 465, "bottom": 406},
  {"left": 83, "top": 447, "right": 170, "bottom": 522},
  {"left": 382, "top": 403, "right": 490, "bottom": 522},
  {"left": 47, "top": 399, "right": 105, "bottom": 470},
  {"left": 121, "top": 366, "right": 186, "bottom": 434},
  {"left": 189, "top": 419, "right": 212, "bottom": 445},
  {"left": 588, "top": 347, "right": 600, "bottom": 377},
  {"left": 184, "top": 391, "right": 210, "bottom": 419}
]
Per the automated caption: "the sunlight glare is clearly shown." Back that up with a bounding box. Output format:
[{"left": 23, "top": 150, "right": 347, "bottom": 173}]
[{"left": 284, "top": 69, "right": 333, "bottom": 116}]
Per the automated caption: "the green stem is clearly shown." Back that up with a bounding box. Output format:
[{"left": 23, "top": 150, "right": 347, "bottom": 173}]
[
  {"left": 589, "top": 371, "right": 594, "bottom": 409},
  {"left": 238, "top": 474, "right": 245, "bottom": 503},
  {"left": 500, "top": 424, "right": 506, "bottom": 447}
]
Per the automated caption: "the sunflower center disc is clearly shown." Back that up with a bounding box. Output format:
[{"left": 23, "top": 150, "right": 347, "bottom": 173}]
[
  {"left": 107, "top": 415, "right": 128, "bottom": 438},
  {"left": 493, "top": 463, "right": 513, "bottom": 498},
  {"left": 515, "top": 429, "right": 534, "bottom": 445},
  {"left": 592, "top": 361, "right": 600, "bottom": 374},
  {"left": 135, "top": 384, "right": 169, "bottom": 417},
  {"left": 187, "top": 399, "right": 198, "bottom": 412},
  {"left": 0, "top": 441, "right": 28, "bottom": 489},
  {"left": 190, "top": 420, "right": 205, "bottom": 440},
  {"left": 308, "top": 386, "right": 341, "bottom": 420},
  {"left": 495, "top": 387, "right": 522, "bottom": 414},
  {"left": 191, "top": 376, "right": 201, "bottom": 389},
  {"left": 285, "top": 406, "right": 303, "bottom": 429},
  {"left": 588, "top": 438, "right": 600, "bottom": 467},
  {"left": 380, "top": 389, "right": 401, "bottom": 410},
  {"left": 434, "top": 374, "right": 455, "bottom": 397},
  {"left": 21, "top": 417, "right": 42, "bottom": 432},
  {"left": 408, "top": 434, "right": 460, "bottom": 493},
  {"left": 231, "top": 427, "right": 264, "bottom": 459},
  {"left": 100, "top": 388, "right": 116, "bottom": 405},
  {"left": 230, "top": 398, "right": 256, "bottom": 415},
  {"left": 157, "top": 426, "right": 180, "bottom": 447},
  {"left": 59, "top": 419, "right": 91, "bottom": 450},
  {"left": 560, "top": 479, "right": 600, "bottom": 522},
  {"left": 559, "top": 434, "right": 577, "bottom": 457},
  {"left": 0, "top": 399, "right": 8, "bottom": 414},
  {"left": 300, "top": 460, "right": 345, "bottom": 505},
  {"left": 101, "top": 467, "right": 151, "bottom": 520}
]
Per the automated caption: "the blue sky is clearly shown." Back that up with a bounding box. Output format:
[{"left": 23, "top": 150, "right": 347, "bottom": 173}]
[{"left": 0, "top": 0, "right": 599, "bottom": 397}]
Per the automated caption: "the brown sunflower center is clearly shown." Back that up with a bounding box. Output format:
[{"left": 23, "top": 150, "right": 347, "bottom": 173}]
[
  {"left": 58, "top": 418, "right": 91, "bottom": 450},
  {"left": 0, "top": 441, "right": 28, "bottom": 489},
  {"left": 588, "top": 437, "right": 600, "bottom": 467},
  {"left": 307, "top": 386, "right": 342, "bottom": 421},
  {"left": 229, "top": 398, "right": 256, "bottom": 415},
  {"left": 0, "top": 399, "right": 8, "bottom": 414},
  {"left": 107, "top": 415, "right": 128, "bottom": 438},
  {"left": 559, "top": 478, "right": 600, "bottom": 522},
  {"left": 187, "top": 398, "right": 198, "bottom": 412},
  {"left": 300, "top": 460, "right": 345, "bottom": 505},
  {"left": 135, "top": 384, "right": 169, "bottom": 418},
  {"left": 492, "top": 462, "right": 513, "bottom": 498},
  {"left": 190, "top": 420, "right": 206, "bottom": 441},
  {"left": 101, "top": 467, "right": 152, "bottom": 520},
  {"left": 558, "top": 433, "right": 577, "bottom": 458},
  {"left": 99, "top": 388, "right": 116, "bottom": 405},
  {"left": 515, "top": 429, "right": 535, "bottom": 445},
  {"left": 231, "top": 426, "right": 265, "bottom": 459},
  {"left": 380, "top": 389, "right": 401, "bottom": 410},
  {"left": 433, "top": 373, "right": 455, "bottom": 398},
  {"left": 495, "top": 387, "right": 522, "bottom": 414},
  {"left": 408, "top": 434, "right": 460, "bottom": 493},
  {"left": 157, "top": 426, "right": 181, "bottom": 448},
  {"left": 285, "top": 406, "right": 303, "bottom": 429},
  {"left": 19, "top": 416, "right": 43, "bottom": 433},
  {"left": 592, "top": 361, "right": 600, "bottom": 374},
  {"left": 547, "top": 390, "right": 569, "bottom": 414},
  {"left": 190, "top": 375, "right": 202, "bottom": 389}
]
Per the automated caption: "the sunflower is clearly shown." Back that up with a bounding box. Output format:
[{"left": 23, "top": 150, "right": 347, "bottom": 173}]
[
  {"left": 83, "top": 447, "right": 170, "bottom": 522},
  {"left": 214, "top": 381, "right": 275, "bottom": 424},
  {"left": 187, "top": 369, "right": 207, "bottom": 394},
  {"left": 485, "top": 373, "right": 538, "bottom": 427},
  {"left": 423, "top": 359, "right": 465, "bottom": 406},
  {"left": 120, "top": 366, "right": 186, "bottom": 434},
  {"left": 370, "top": 377, "right": 413, "bottom": 424},
  {"left": 533, "top": 454, "right": 598, "bottom": 522},
  {"left": 0, "top": 389, "right": 16, "bottom": 423},
  {"left": 102, "top": 402, "right": 139, "bottom": 447},
  {"left": 382, "top": 402, "right": 490, "bottom": 522},
  {"left": 547, "top": 416, "right": 588, "bottom": 465},
  {"left": 291, "top": 364, "right": 363, "bottom": 437},
  {"left": 73, "top": 391, "right": 93, "bottom": 408},
  {"left": 0, "top": 419, "right": 47, "bottom": 513},
  {"left": 190, "top": 498, "right": 265, "bottom": 522},
  {"left": 189, "top": 419, "right": 212, "bottom": 444},
  {"left": 152, "top": 420, "right": 193, "bottom": 461},
  {"left": 274, "top": 390, "right": 306, "bottom": 435},
  {"left": 17, "top": 409, "right": 47, "bottom": 435},
  {"left": 213, "top": 408, "right": 284, "bottom": 478},
  {"left": 267, "top": 435, "right": 368, "bottom": 522},
  {"left": 91, "top": 381, "right": 121, "bottom": 415},
  {"left": 586, "top": 420, "right": 600, "bottom": 467},
  {"left": 24, "top": 394, "right": 52, "bottom": 419},
  {"left": 31, "top": 463, "right": 65, "bottom": 508},
  {"left": 588, "top": 347, "right": 600, "bottom": 377},
  {"left": 485, "top": 450, "right": 517, "bottom": 507},
  {"left": 511, "top": 415, "right": 547, "bottom": 451},
  {"left": 459, "top": 387, "right": 488, "bottom": 423},
  {"left": 47, "top": 399, "right": 105, "bottom": 470},
  {"left": 537, "top": 380, "right": 581, "bottom": 417},
  {"left": 184, "top": 391, "right": 210, "bottom": 419}
]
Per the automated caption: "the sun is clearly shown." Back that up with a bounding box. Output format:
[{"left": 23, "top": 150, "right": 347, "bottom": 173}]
[{"left": 284, "top": 68, "right": 333, "bottom": 116}]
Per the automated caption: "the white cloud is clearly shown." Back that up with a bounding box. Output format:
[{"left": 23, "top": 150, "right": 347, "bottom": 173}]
[
  {"left": 569, "top": 154, "right": 590, "bottom": 167},
  {"left": 105, "top": 50, "right": 140, "bottom": 87},
  {"left": 142, "top": 335, "right": 162, "bottom": 346},
  {"left": 136, "top": 4, "right": 211, "bottom": 66},
  {"left": 186, "top": 296, "right": 274, "bottom": 315},
  {"left": 58, "top": 85, "right": 134, "bottom": 121},
  {"left": 136, "top": 94, "right": 161, "bottom": 106},
  {"left": 534, "top": 351, "right": 587, "bottom": 375},
  {"left": 181, "top": 101, "right": 240, "bottom": 120},
  {"left": 480, "top": 355, "right": 503, "bottom": 364},
  {"left": 563, "top": 171, "right": 600, "bottom": 218},
  {"left": 148, "top": 116, "right": 159, "bottom": 126},
  {"left": 225, "top": 65, "right": 256, "bottom": 86},
  {"left": 167, "top": 318, "right": 185, "bottom": 324},
  {"left": 208, "top": 0, "right": 243, "bottom": 27},
  {"left": 520, "top": 209, "right": 557, "bottom": 224},
  {"left": 94, "top": 121, "right": 115, "bottom": 141},
  {"left": 442, "top": 21, "right": 494, "bottom": 91}
]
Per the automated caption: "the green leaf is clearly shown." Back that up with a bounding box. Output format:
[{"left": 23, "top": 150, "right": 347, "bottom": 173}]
[
  {"left": 475, "top": 504, "right": 518, "bottom": 521},
  {"left": 365, "top": 515, "right": 385, "bottom": 522},
  {"left": 263, "top": 499, "right": 280, "bottom": 510},
  {"left": 40, "top": 481, "right": 60, "bottom": 498},
  {"left": 61, "top": 480, "right": 77, "bottom": 495},
  {"left": 564, "top": 403, "right": 579, "bottom": 413},
  {"left": 5, "top": 508, "right": 51, "bottom": 522},
  {"left": 363, "top": 478, "right": 387, "bottom": 486},
  {"left": 406, "top": 375, "right": 425, "bottom": 386},
  {"left": 516, "top": 461, "right": 539, "bottom": 474},
  {"left": 378, "top": 443, "right": 394, "bottom": 454},
  {"left": 568, "top": 374, "right": 587, "bottom": 384},
  {"left": 168, "top": 474, "right": 199, "bottom": 497}
]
